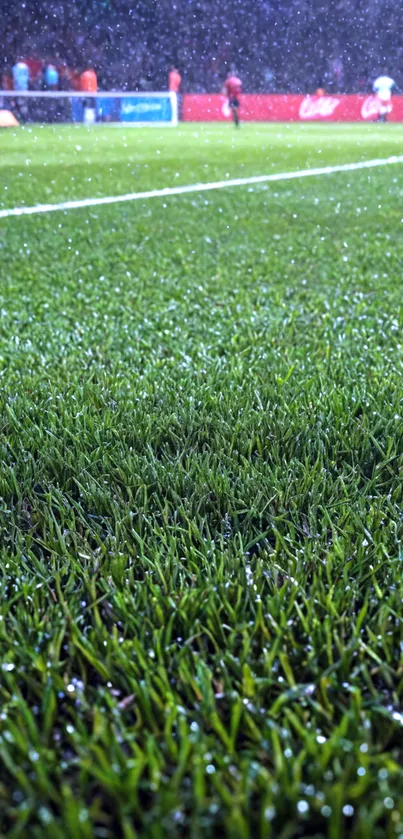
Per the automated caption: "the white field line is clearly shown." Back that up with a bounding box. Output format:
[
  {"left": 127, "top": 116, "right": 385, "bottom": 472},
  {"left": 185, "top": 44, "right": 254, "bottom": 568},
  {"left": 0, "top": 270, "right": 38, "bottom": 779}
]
[{"left": 0, "top": 154, "right": 402, "bottom": 220}]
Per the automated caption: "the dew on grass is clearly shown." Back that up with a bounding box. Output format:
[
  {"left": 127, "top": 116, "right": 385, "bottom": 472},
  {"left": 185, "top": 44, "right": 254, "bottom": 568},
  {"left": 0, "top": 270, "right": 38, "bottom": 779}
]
[
  {"left": 172, "top": 810, "right": 185, "bottom": 824},
  {"left": 38, "top": 808, "right": 52, "bottom": 825}
]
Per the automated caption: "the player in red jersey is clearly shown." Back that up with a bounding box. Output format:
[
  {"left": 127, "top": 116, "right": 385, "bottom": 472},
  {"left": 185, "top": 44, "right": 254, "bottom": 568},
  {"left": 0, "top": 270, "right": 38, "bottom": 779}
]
[{"left": 224, "top": 71, "right": 242, "bottom": 127}]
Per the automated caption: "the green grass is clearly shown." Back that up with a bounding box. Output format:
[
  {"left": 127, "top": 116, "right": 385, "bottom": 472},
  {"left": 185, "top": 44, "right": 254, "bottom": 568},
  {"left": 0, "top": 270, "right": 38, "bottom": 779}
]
[{"left": 0, "top": 122, "right": 403, "bottom": 839}]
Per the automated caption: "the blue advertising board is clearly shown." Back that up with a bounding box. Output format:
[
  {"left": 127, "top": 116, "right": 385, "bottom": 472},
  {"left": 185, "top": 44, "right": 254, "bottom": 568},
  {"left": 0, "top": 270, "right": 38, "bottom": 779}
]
[
  {"left": 72, "top": 94, "right": 176, "bottom": 125},
  {"left": 119, "top": 96, "right": 174, "bottom": 123}
]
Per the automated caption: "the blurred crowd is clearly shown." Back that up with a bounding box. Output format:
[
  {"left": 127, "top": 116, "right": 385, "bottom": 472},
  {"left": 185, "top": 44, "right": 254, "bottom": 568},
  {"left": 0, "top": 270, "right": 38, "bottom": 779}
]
[{"left": 1, "top": 0, "right": 402, "bottom": 93}]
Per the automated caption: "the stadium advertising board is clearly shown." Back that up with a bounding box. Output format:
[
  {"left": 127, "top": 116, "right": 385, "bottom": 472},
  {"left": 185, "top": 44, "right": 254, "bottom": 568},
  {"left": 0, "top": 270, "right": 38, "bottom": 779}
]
[
  {"left": 183, "top": 94, "right": 403, "bottom": 122},
  {"left": 119, "top": 95, "right": 174, "bottom": 123},
  {"left": 71, "top": 94, "right": 176, "bottom": 124}
]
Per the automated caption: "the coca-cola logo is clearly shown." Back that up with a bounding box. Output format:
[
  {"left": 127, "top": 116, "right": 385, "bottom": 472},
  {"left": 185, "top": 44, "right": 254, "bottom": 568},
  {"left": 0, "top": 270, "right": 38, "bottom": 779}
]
[
  {"left": 361, "top": 95, "right": 392, "bottom": 119},
  {"left": 299, "top": 96, "right": 341, "bottom": 119}
]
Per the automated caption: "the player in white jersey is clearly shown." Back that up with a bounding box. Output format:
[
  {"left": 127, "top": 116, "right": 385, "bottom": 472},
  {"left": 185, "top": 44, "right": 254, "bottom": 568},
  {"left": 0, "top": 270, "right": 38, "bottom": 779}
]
[{"left": 373, "top": 75, "right": 395, "bottom": 121}]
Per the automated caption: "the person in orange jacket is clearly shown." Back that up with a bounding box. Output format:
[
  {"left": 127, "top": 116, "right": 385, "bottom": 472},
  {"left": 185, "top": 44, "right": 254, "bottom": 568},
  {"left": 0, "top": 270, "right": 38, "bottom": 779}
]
[
  {"left": 80, "top": 64, "right": 98, "bottom": 124},
  {"left": 168, "top": 65, "right": 181, "bottom": 93},
  {"left": 80, "top": 64, "right": 98, "bottom": 94}
]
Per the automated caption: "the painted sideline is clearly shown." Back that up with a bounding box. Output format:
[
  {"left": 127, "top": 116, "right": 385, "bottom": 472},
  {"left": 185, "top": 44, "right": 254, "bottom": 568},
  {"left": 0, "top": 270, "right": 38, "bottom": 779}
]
[{"left": 1, "top": 154, "right": 402, "bottom": 220}]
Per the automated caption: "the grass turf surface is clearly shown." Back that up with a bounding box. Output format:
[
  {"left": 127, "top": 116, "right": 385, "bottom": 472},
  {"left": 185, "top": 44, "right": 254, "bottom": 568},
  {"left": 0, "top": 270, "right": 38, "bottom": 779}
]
[{"left": 0, "top": 123, "right": 403, "bottom": 838}]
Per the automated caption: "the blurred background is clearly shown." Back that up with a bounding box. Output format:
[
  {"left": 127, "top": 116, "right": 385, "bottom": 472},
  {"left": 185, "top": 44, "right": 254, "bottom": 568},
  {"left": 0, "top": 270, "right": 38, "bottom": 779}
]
[{"left": 1, "top": 0, "right": 401, "bottom": 94}]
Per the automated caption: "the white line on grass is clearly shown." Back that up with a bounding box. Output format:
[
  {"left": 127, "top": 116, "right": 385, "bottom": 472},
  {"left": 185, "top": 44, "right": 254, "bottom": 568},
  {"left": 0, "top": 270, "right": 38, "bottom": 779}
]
[{"left": 1, "top": 154, "right": 402, "bottom": 220}]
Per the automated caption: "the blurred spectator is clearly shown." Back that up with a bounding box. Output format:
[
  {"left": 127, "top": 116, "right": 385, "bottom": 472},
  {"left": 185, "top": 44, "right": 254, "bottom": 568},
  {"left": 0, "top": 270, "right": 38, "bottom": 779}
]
[
  {"left": 329, "top": 56, "right": 344, "bottom": 91},
  {"left": 59, "top": 62, "right": 74, "bottom": 90},
  {"left": 264, "top": 67, "right": 276, "bottom": 92},
  {"left": 80, "top": 64, "right": 98, "bottom": 93},
  {"left": 1, "top": 70, "right": 13, "bottom": 90},
  {"left": 12, "top": 58, "right": 29, "bottom": 91},
  {"left": 44, "top": 62, "right": 59, "bottom": 90},
  {"left": 168, "top": 65, "right": 181, "bottom": 92},
  {"left": 80, "top": 63, "right": 97, "bottom": 125}
]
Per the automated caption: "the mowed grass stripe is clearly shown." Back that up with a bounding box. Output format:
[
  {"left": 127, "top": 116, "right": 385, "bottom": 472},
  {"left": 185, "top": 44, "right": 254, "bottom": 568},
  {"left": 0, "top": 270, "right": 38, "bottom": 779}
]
[{"left": 0, "top": 153, "right": 403, "bottom": 218}]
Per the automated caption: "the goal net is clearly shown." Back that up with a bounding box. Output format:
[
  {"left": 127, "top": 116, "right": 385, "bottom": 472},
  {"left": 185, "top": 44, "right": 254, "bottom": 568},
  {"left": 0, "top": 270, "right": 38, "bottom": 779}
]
[{"left": 0, "top": 91, "right": 178, "bottom": 127}]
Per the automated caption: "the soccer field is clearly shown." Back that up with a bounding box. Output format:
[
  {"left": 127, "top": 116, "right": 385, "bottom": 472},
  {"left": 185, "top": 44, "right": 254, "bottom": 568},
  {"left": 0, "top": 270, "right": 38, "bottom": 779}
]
[{"left": 1, "top": 122, "right": 403, "bottom": 838}]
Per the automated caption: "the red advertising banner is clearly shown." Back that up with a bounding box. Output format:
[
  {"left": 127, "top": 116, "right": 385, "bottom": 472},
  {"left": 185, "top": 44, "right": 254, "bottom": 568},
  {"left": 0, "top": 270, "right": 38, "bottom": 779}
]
[{"left": 183, "top": 94, "right": 403, "bottom": 122}]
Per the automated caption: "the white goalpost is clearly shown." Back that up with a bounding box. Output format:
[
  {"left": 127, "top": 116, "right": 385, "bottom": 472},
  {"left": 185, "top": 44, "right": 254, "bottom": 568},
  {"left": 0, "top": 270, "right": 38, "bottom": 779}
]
[{"left": 0, "top": 90, "right": 178, "bottom": 127}]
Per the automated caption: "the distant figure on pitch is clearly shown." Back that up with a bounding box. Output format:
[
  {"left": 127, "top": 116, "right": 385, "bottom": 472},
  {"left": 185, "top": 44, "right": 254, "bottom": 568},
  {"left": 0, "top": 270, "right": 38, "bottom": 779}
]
[
  {"left": 224, "top": 71, "right": 242, "bottom": 127},
  {"left": 80, "top": 64, "right": 98, "bottom": 125},
  {"left": 12, "top": 58, "right": 29, "bottom": 121},
  {"left": 168, "top": 65, "right": 181, "bottom": 93},
  {"left": 373, "top": 73, "right": 395, "bottom": 122},
  {"left": 169, "top": 65, "right": 182, "bottom": 119}
]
